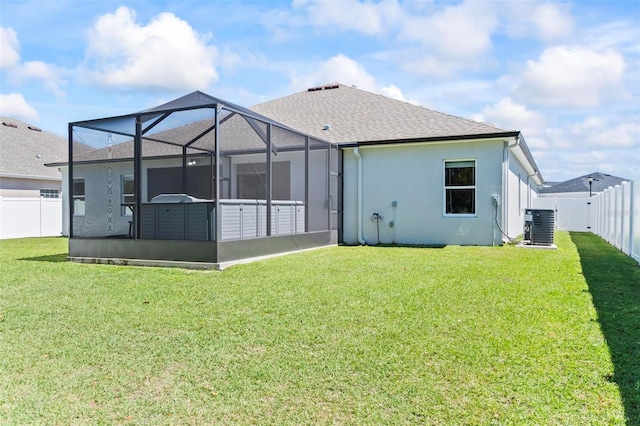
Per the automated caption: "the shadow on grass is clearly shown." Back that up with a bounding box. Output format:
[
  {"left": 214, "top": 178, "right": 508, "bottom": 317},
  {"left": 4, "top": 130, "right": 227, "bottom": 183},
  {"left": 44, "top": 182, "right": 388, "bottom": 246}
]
[
  {"left": 570, "top": 232, "right": 640, "bottom": 425},
  {"left": 19, "top": 253, "right": 68, "bottom": 263}
]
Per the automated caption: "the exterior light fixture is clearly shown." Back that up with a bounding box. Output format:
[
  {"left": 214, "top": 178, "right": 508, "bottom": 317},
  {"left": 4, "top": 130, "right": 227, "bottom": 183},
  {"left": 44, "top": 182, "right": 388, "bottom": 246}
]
[{"left": 587, "top": 176, "right": 597, "bottom": 197}]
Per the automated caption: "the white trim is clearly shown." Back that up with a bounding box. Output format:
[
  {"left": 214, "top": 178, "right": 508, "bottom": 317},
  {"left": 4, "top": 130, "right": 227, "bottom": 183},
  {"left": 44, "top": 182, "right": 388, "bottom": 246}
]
[
  {"left": 443, "top": 158, "right": 477, "bottom": 217},
  {"left": 0, "top": 173, "right": 62, "bottom": 181}
]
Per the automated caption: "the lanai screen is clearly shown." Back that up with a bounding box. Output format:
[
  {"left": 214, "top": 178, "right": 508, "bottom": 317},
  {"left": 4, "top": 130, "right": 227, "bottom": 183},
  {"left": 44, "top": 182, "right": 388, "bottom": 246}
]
[{"left": 69, "top": 92, "right": 332, "bottom": 242}]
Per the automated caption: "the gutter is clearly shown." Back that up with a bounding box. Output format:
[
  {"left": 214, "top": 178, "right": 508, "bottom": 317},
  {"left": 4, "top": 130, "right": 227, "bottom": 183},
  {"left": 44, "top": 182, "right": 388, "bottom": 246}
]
[
  {"left": 339, "top": 131, "right": 521, "bottom": 149},
  {"left": 353, "top": 147, "right": 366, "bottom": 245}
]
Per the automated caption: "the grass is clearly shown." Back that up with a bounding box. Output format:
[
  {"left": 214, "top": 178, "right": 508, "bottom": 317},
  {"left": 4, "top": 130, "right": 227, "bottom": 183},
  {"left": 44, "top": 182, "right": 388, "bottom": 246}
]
[
  {"left": 571, "top": 232, "right": 640, "bottom": 425},
  {"left": 0, "top": 232, "right": 635, "bottom": 424}
]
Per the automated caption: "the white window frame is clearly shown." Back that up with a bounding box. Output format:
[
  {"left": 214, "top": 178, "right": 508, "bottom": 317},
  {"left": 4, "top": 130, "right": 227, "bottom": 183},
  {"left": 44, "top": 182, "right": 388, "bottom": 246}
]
[
  {"left": 121, "top": 175, "right": 134, "bottom": 216},
  {"left": 443, "top": 159, "right": 477, "bottom": 217},
  {"left": 40, "top": 188, "right": 60, "bottom": 199},
  {"left": 73, "top": 178, "right": 85, "bottom": 216}
]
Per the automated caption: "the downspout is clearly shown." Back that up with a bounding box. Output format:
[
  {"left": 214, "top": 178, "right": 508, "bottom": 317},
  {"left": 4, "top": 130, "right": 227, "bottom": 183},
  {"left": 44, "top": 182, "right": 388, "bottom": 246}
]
[
  {"left": 353, "top": 147, "right": 366, "bottom": 245},
  {"left": 502, "top": 136, "right": 520, "bottom": 241},
  {"left": 526, "top": 170, "right": 537, "bottom": 208}
]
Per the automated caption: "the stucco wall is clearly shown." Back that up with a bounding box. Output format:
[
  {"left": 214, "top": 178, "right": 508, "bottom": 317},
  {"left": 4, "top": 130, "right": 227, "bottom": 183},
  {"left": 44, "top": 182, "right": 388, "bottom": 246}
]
[
  {"left": 342, "top": 139, "right": 505, "bottom": 246},
  {"left": 506, "top": 151, "right": 529, "bottom": 239}
]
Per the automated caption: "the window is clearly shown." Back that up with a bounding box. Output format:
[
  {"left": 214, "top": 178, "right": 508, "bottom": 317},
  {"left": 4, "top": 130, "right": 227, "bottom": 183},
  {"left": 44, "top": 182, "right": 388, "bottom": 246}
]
[
  {"left": 73, "top": 178, "right": 85, "bottom": 216},
  {"left": 238, "top": 173, "right": 266, "bottom": 199},
  {"left": 121, "top": 175, "right": 134, "bottom": 215},
  {"left": 444, "top": 160, "right": 476, "bottom": 215},
  {"left": 236, "top": 162, "right": 290, "bottom": 200},
  {"left": 40, "top": 189, "right": 60, "bottom": 199}
]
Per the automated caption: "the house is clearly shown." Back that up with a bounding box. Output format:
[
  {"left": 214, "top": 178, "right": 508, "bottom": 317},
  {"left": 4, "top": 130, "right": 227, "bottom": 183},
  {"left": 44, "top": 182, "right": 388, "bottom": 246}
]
[
  {"left": 252, "top": 83, "right": 543, "bottom": 246},
  {"left": 0, "top": 117, "right": 67, "bottom": 239},
  {"left": 539, "top": 172, "right": 628, "bottom": 198},
  {"left": 50, "top": 84, "right": 543, "bottom": 266}
]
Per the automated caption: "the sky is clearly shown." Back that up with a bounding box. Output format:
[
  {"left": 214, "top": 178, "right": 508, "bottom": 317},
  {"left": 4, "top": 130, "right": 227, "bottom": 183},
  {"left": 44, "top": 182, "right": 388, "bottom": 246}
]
[{"left": 1, "top": 0, "right": 638, "bottom": 183}]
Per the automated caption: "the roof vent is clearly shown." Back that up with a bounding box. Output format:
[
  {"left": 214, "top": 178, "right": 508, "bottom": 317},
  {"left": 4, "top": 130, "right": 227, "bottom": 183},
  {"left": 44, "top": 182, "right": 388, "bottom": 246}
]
[
  {"left": 2, "top": 122, "right": 17, "bottom": 128},
  {"left": 322, "top": 124, "right": 331, "bottom": 131},
  {"left": 28, "top": 126, "right": 42, "bottom": 132},
  {"left": 307, "top": 83, "right": 340, "bottom": 92}
]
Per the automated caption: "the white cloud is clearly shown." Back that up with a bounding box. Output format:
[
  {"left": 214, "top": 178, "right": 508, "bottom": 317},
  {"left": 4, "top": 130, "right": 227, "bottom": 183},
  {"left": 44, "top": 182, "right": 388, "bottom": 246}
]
[
  {"left": 567, "top": 115, "right": 640, "bottom": 149},
  {"left": 504, "top": 2, "right": 574, "bottom": 42},
  {"left": 473, "top": 98, "right": 549, "bottom": 150},
  {"left": 381, "top": 84, "right": 420, "bottom": 105},
  {"left": 476, "top": 98, "right": 548, "bottom": 148},
  {"left": 0, "top": 27, "right": 20, "bottom": 69},
  {"left": 83, "top": 6, "right": 219, "bottom": 91},
  {"left": 479, "top": 98, "right": 545, "bottom": 131},
  {"left": 289, "top": 53, "right": 377, "bottom": 92},
  {"left": 291, "top": 0, "right": 402, "bottom": 35},
  {"left": 514, "top": 45, "right": 626, "bottom": 108},
  {"left": 288, "top": 54, "right": 419, "bottom": 105},
  {"left": 1, "top": 27, "right": 65, "bottom": 98},
  {"left": 531, "top": 114, "right": 640, "bottom": 182},
  {"left": 21, "top": 61, "right": 66, "bottom": 99},
  {"left": 586, "top": 21, "right": 640, "bottom": 53},
  {"left": 0, "top": 93, "right": 39, "bottom": 120},
  {"left": 401, "top": 1, "right": 497, "bottom": 59}
]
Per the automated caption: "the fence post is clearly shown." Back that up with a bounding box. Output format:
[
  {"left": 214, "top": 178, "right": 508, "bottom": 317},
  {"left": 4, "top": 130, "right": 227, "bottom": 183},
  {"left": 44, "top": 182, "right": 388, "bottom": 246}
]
[{"left": 629, "top": 180, "right": 636, "bottom": 261}]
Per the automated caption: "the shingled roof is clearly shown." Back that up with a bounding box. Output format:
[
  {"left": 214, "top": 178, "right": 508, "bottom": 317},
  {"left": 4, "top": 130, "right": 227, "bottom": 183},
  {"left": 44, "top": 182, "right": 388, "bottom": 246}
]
[
  {"left": 251, "top": 83, "right": 513, "bottom": 144},
  {"left": 0, "top": 117, "right": 67, "bottom": 179},
  {"left": 539, "top": 172, "right": 629, "bottom": 194}
]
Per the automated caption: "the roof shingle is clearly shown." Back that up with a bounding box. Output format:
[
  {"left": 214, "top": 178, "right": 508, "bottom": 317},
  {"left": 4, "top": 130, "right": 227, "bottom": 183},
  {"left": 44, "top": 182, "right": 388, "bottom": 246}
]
[{"left": 250, "top": 83, "right": 510, "bottom": 144}]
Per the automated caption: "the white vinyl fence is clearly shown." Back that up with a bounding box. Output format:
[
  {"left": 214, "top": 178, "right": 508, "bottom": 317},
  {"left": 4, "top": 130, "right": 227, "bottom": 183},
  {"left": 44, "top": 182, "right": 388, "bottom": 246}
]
[
  {"left": 591, "top": 180, "right": 639, "bottom": 264},
  {"left": 532, "top": 180, "right": 639, "bottom": 264},
  {"left": 0, "top": 196, "right": 62, "bottom": 239},
  {"left": 532, "top": 197, "right": 591, "bottom": 232}
]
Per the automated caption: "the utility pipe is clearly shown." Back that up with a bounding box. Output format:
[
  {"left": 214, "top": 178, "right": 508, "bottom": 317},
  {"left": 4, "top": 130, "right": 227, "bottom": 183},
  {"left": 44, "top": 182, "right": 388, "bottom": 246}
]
[{"left": 354, "top": 147, "right": 366, "bottom": 245}]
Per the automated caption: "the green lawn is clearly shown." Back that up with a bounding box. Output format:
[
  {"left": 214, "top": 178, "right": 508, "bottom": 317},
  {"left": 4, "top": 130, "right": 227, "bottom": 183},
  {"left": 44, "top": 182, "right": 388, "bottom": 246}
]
[{"left": 0, "top": 232, "right": 636, "bottom": 425}]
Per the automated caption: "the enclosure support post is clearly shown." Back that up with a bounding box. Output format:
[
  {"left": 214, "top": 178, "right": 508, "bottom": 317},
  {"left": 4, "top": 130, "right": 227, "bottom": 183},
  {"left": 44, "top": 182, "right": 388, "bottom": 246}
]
[
  {"left": 629, "top": 181, "right": 635, "bottom": 259},
  {"left": 305, "top": 136, "right": 310, "bottom": 233},
  {"left": 214, "top": 105, "right": 221, "bottom": 242},
  {"left": 327, "top": 145, "right": 332, "bottom": 230},
  {"left": 68, "top": 123, "right": 74, "bottom": 239},
  {"left": 266, "top": 124, "right": 272, "bottom": 237},
  {"left": 134, "top": 116, "right": 142, "bottom": 239},
  {"left": 182, "top": 146, "right": 188, "bottom": 194}
]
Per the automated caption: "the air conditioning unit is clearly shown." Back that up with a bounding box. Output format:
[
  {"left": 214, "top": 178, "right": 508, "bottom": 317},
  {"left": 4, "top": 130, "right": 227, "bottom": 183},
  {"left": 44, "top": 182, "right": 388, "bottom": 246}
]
[{"left": 524, "top": 209, "right": 554, "bottom": 246}]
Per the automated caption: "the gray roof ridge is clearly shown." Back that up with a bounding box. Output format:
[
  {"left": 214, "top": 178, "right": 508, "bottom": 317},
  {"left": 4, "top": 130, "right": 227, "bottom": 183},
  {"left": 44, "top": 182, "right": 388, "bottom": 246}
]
[
  {"left": 255, "top": 82, "right": 510, "bottom": 134},
  {"left": 1, "top": 116, "right": 64, "bottom": 138}
]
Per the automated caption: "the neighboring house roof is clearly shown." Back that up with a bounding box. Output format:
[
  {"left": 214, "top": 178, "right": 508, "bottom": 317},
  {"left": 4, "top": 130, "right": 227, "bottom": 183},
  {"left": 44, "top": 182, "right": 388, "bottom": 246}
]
[
  {"left": 539, "top": 172, "right": 629, "bottom": 194},
  {"left": 250, "top": 83, "right": 512, "bottom": 144},
  {"left": 0, "top": 117, "right": 67, "bottom": 180}
]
